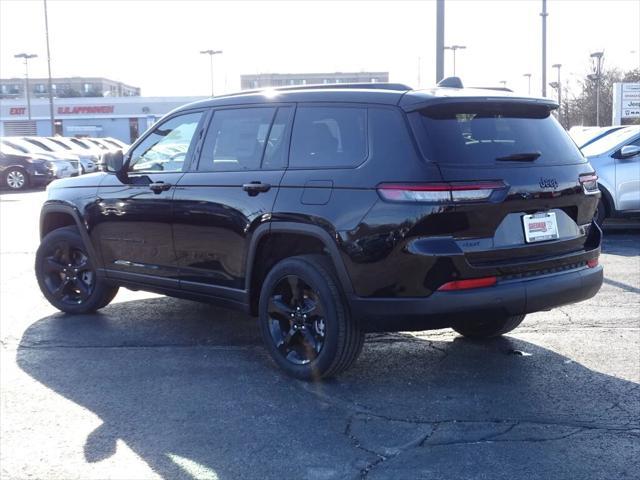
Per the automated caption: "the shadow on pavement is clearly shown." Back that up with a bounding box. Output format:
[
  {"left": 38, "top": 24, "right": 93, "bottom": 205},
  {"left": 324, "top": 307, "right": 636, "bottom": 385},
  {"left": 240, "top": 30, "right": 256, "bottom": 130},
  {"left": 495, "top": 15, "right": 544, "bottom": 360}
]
[{"left": 16, "top": 297, "right": 640, "bottom": 479}]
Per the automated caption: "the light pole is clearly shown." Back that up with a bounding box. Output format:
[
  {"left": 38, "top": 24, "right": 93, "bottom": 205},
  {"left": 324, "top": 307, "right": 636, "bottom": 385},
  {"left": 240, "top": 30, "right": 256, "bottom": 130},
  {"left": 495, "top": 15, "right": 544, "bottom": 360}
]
[
  {"left": 523, "top": 73, "right": 532, "bottom": 95},
  {"left": 436, "top": 0, "right": 445, "bottom": 83},
  {"left": 200, "top": 49, "right": 222, "bottom": 97},
  {"left": 589, "top": 51, "right": 604, "bottom": 126},
  {"left": 444, "top": 45, "right": 466, "bottom": 76},
  {"left": 541, "top": 0, "right": 548, "bottom": 97},
  {"left": 500, "top": 80, "right": 507, "bottom": 89},
  {"left": 14, "top": 53, "right": 37, "bottom": 120},
  {"left": 43, "top": 0, "right": 55, "bottom": 135}
]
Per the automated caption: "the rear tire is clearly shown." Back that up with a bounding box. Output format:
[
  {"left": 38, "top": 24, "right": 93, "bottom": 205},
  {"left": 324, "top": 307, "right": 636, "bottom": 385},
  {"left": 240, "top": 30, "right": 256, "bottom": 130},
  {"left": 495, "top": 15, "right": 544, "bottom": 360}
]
[
  {"left": 35, "top": 226, "right": 119, "bottom": 314},
  {"left": 4, "top": 167, "right": 29, "bottom": 190},
  {"left": 258, "top": 254, "right": 363, "bottom": 380},
  {"left": 453, "top": 314, "right": 526, "bottom": 339},
  {"left": 594, "top": 198, "right": 607, "bottom": 227}
]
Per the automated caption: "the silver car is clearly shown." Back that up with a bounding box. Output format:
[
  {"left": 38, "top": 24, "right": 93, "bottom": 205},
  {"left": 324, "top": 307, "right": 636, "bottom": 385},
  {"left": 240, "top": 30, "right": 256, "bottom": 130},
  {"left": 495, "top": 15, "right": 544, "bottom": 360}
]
[{"left": 582, "top": 126, "right": 640, "bottom": 225}]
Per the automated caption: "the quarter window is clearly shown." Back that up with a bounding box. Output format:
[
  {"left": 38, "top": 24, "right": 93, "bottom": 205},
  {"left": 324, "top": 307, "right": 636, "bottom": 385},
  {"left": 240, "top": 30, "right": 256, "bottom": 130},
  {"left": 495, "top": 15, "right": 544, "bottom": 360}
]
[
  {"left": 289, "top": 107, "right": 367, "bottom": 168},
  {"left": 128, "top": 111, "right": 202, "bottom": 173},
  {"left": 199, "top": 108, "right": 276, "bottom": 171}
]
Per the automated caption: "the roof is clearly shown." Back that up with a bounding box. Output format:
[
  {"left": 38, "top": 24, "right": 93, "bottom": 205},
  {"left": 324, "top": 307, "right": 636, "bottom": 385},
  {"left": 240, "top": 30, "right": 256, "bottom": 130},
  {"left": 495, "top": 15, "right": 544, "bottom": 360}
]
[{"left": 176, "top": 83, "right": 559, "bottom": 114}]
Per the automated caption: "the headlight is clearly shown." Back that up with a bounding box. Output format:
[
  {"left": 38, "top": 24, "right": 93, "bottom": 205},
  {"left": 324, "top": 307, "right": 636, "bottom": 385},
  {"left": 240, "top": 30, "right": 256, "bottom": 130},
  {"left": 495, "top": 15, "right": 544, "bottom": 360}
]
[{"left": 46, "top": 161, "right": 59, "bottom": 172}]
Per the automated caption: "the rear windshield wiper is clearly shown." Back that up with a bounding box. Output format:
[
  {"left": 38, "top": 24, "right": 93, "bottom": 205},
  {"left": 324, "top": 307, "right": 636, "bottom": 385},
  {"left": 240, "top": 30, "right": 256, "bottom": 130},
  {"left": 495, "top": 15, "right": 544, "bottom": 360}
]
[{"left": 495, "top": 152, "right": 541, "bottom": 162}]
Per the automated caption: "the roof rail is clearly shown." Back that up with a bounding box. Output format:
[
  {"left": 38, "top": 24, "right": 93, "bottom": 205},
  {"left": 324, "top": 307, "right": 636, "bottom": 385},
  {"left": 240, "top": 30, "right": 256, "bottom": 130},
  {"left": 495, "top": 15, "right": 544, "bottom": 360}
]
[
  {"left": 468, "top": 86, "right": 514, "bottom": 92},
  {"left": 215, "top": 82, "right": 412, "bottom": 98}
]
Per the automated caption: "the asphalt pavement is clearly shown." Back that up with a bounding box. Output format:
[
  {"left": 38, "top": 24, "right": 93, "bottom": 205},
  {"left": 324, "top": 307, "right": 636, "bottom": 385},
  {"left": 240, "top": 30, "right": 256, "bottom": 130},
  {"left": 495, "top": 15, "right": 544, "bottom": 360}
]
[{"left": 1, "top": 189, "right": 638, "bottom": 480}]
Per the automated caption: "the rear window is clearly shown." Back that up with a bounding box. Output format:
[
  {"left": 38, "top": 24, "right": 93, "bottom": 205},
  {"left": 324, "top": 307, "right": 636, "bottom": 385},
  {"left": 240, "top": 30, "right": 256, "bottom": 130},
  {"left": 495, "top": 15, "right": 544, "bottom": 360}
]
[
  {"left": 290, "top": 106, "right": 367, "bottom": 168},
  {"left": 416, "top": 102, "right": 585, "bottom": 166}
]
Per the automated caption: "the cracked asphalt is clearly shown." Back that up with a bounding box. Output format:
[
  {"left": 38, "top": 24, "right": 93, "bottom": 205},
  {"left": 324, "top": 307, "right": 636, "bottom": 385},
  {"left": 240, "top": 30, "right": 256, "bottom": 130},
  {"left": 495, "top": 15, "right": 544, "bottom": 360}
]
[{"left": 1, "top": 189, "right": 639, "bottom": 480}]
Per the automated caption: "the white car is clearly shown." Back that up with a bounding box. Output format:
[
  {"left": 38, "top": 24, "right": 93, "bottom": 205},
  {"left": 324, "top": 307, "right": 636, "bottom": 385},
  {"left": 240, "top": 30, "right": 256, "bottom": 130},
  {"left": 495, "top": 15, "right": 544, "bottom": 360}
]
[
  {"left": 41, "top": 137, "right": 101, "bottom": 173},
  {"left": 0, "top": 137, "right": 80, "bottom": 178},
  {"left": 582, "top": 126, "right": 640, "bottom": 225}
]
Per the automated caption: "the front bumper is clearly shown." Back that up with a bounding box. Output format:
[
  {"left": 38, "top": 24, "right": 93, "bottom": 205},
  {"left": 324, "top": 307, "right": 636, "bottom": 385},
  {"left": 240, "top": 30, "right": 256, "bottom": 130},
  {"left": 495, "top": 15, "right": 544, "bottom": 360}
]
[{"left": 349, "top": 264, "right": 603, "bottom": 332}]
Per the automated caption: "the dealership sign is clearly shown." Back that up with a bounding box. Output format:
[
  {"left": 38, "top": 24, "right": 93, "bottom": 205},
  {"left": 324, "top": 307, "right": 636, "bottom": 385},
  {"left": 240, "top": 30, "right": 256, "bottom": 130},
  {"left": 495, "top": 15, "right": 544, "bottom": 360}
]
[
  {"left": 613, "top": 82, "right": 640, "bottom": 125},
  {"left": 57, "top": 105, "right": 114, "bottom": 115}
]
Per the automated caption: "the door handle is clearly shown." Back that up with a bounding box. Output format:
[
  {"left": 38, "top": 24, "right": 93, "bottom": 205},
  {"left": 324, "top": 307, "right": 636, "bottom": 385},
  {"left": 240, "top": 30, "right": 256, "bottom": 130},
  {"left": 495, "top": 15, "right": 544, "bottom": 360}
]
[
  {"left": 242, "top": 182, "right": 271, "bottom": 196},
  {"left": 149, "top": 181, "right": 172, "bottom": 194}
]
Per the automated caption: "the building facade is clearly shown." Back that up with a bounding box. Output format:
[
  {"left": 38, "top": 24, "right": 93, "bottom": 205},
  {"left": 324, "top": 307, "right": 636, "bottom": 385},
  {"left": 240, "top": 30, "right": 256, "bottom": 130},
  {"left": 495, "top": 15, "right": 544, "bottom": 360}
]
[
  {"left": 240, "top": 71, "right": 389, "bottom": 90},
  {"left": 0, "top": 96, "right": 205, "bottom": 143},
  {"left": 0, "top": 77, "right": 141, "bottom": 100}
]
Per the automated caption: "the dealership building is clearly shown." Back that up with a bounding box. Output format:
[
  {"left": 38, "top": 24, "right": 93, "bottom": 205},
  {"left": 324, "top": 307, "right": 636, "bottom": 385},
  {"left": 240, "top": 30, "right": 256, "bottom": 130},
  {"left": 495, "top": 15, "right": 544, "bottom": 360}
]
[{"left": 0, "top": 96, "right": 205, "bottom": 143}]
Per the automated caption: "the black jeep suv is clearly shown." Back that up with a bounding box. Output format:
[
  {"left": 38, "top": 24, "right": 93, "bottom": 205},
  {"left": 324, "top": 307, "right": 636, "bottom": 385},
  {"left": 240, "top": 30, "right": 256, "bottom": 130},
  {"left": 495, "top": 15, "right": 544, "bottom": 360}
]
[{"left": 35, "top": 82, "right": 603, "bottom": 379}]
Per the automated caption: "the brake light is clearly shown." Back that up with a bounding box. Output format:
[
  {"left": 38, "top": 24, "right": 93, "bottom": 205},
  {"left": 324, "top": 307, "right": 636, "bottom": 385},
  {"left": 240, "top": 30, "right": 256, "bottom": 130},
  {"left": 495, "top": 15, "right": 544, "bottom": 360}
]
[
  {"left": 437, "top": 276, "right": 497, "bottom": 291},
  {"left": 377, "top": 181, "right": 506, "bottom": 203},
  {"left": 587, "top": 257, "right": 599, "bottom": 268},
  {"left": 579, "top": 173, "right": 599, "bottom": 195}
]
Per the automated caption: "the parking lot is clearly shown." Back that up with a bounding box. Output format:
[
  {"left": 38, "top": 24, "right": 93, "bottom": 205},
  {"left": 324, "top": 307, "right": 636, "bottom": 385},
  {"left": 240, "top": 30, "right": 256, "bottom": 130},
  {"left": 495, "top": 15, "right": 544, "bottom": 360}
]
[{"left": 1, "top": 188, "right": 638, "bottom": 479}]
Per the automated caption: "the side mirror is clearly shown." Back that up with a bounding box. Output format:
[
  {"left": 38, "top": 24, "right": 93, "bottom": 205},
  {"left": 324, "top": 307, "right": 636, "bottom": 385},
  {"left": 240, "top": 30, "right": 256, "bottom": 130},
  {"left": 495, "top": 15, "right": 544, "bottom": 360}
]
[
  {"left": 619, "top": 145, "right": 640, "bottom": 159},
  {"left": 104, "top": 150, "right": 125, "bottom": 172}
]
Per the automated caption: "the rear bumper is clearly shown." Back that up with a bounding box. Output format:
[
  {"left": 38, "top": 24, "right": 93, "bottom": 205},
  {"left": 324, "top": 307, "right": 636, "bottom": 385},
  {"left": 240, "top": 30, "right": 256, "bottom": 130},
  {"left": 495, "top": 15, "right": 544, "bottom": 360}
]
[{"left": 349, "top": 264, "right": 603, "bottom": 332}]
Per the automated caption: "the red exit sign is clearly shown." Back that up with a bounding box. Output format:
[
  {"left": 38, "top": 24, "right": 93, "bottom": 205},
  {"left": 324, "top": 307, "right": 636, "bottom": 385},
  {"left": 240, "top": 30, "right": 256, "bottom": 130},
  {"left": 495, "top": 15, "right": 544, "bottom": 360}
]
[{"left": 9, "top": 107, "right": 26, "bottom": 115}]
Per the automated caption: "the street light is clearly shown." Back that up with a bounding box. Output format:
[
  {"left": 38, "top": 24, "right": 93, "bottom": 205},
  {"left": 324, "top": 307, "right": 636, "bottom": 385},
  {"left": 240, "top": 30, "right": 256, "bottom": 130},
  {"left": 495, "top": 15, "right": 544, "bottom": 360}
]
[
  {"left": 552, "top": 63, "right": 562, "bottom": 124},
  {"left": 200, "top": 49, "right": 223, "bottom": 97},
  {"left": 500, "top": 80, "right": 507, "bottom": 89},
  {"left": 589, "top": 51, "right": 604, "bottom": 126},
  {"left": 444, "top": 45, "right": 466, "bottom": 76},
  {"left": 523, "top": 73, "right": 532, "bottom": 95},
  {"left": 14, "top": 53, "right": 37, "bottom": 120}
]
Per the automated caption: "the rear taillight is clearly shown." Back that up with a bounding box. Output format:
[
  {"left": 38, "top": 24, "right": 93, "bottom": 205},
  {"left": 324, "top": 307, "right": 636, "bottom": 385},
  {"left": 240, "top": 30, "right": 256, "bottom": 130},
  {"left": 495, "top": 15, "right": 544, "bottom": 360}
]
[
  {"left": 437, "top": 276, "right": 497, "bottom": 291},
  {"left": 377, "top": 181, "right": 506, "bottom": 203},
  {"left": 579, "top": 173, "right": 599, "bottom": 195},
  {"left": 587, "top": 257, "right": 599, "bottom": 268}
]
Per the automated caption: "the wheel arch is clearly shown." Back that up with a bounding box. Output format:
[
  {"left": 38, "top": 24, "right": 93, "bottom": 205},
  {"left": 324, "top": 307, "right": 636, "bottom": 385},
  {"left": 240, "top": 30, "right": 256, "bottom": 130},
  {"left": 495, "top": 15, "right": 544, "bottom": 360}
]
[
  {"left": 245, "top": 222, "right": 354, "bottom": 316},
  {"left": 40, "top": 203, "right": 101, "bottom": 267},
  {"left": 597, "top": 182, "right": 616, "bottom": 217}
]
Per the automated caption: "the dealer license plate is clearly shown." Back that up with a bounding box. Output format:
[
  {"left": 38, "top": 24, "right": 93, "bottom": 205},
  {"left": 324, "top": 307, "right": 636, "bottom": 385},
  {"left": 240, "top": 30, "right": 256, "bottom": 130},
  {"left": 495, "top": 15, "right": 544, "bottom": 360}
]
[{"left": 523, "top": 212, "right": 559, "bottom": 243}]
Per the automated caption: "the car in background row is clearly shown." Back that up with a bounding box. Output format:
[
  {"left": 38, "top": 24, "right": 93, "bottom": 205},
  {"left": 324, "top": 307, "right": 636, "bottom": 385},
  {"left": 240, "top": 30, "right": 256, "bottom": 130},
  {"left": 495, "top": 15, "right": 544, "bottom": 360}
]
[
  {"left": 0, "top": 143, "right": 55, "bottom": 190},
  {"left": 581, "top": 126, "right": 640, "bottom": 225},
  {"left": 1, "top": 137, "right": 80, "bottom": 179},
  {"left": 37, "top": 137, "right": 100, "bottom": 174},
  {"left": 569, "top": 126, "right": 627, "bottom": 149}
]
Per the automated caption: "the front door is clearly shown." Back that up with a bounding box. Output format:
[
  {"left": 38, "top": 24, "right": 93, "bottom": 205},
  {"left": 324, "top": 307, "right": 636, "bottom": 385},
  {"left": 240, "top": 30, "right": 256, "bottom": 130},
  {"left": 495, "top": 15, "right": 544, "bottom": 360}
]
[
  {"left": 615, "top": 136, "right": 640, "bottom": 212},
  {"left": 93, "top": 110, "right": 205, "bottom": 287},
  {"left": 172, "top": 105, "right": 293, "bottom": 298}
]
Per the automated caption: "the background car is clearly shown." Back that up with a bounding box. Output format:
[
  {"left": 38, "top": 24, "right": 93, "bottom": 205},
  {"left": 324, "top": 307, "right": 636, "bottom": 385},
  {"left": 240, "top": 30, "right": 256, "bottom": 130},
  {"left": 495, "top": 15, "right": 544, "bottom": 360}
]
[
  {"left": 0, "top": 138, "right": 79, "bottom": 179},
  {"left": 582, "top": 126, "right": 640, "bottom": 225},
  {"left": 0, "top": 143, "right": 55, "bottom": 190},
  {"left": 22, "top": 137, "right": 99, "bottom": 174},
  {"left": 45, "top": 136, "right": 104, "bottom": 173},
  {"left": 570, "top": 125, "right": 627, "bottom": 149}
]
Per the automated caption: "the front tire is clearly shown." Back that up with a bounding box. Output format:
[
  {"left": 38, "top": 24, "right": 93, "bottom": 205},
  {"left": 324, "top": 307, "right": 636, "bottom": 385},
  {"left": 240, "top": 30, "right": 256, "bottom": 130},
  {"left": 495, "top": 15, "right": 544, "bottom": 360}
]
[
  {"left": 453, "top": 314, "right": 526, "bottom": 339},
  {"left": 35, "top": 226, "right": 119, "bottom": 314},
  {"left": 4, "top": 167, "right": 29, "bottom": 190},
  {"left": 258, "top": 255, "right": 364, "bottom": 380}
]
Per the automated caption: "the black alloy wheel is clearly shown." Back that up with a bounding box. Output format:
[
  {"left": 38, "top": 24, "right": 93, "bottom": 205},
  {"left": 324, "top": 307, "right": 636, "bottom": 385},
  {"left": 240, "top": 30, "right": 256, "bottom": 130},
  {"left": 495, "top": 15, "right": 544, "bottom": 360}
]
[
  {"left": 258, "top": 255, "right": 364, "bottom": 380},
  {"left": 41, "top": 242, "right": 95, "bottom": 306},
  {"left": 267, "top": 275, "right": 327, "bottom": 365},
  {"left": 35, "top": 226, "right": 119, "bottom": 314}
]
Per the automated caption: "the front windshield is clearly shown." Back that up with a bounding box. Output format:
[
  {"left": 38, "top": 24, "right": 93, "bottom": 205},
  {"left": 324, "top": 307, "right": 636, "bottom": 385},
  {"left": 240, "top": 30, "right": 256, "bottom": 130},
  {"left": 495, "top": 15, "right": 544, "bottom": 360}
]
[{"left": 582, "top": 127, "right": 640, "bottom": 157}]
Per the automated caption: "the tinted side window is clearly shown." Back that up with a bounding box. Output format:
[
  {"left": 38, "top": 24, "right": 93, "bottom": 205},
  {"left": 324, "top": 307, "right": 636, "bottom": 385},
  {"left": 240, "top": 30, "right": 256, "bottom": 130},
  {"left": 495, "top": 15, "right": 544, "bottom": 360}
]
[
  {"left": 129, "top": 111, "right": 203, "bottom": 173},
  {"left": 199, "top": 108, "right": 276, "bottom": 171},
  {"left": 290, "top": 107, "right": 367, "bottom": 168}
]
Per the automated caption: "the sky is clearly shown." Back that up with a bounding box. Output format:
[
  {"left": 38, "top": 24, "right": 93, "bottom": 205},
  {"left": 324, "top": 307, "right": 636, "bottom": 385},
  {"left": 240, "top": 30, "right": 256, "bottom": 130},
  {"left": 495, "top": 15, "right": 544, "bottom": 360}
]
[{"left": 0, "top": 0, "right": 638, "bottom": 98}]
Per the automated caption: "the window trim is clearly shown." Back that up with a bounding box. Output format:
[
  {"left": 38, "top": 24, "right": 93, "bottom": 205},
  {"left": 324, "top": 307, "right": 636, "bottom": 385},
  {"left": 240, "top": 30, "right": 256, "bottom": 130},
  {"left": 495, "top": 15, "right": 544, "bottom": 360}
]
[
  {"left": 287, "top": 102, "right": 370, "bottom": 170},
  {"left": 124, "top": 108, "right": 208, "bottom": 176},
  {"left": 192, "top": 103, "right": 295, "bottom": 173}
]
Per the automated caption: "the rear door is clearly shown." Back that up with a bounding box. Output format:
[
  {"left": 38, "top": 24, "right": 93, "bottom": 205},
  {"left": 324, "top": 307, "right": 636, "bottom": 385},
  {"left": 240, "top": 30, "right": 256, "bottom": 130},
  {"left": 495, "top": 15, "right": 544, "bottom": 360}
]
[
  {"left": 409, "top": 101, "right": 598, "bottom": 258},
  {"left": 94, "top": 110, "right": 205, "bottom": 286},
  {"left": 172, "top": 105, "right": 293, "bottom": 296}
]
